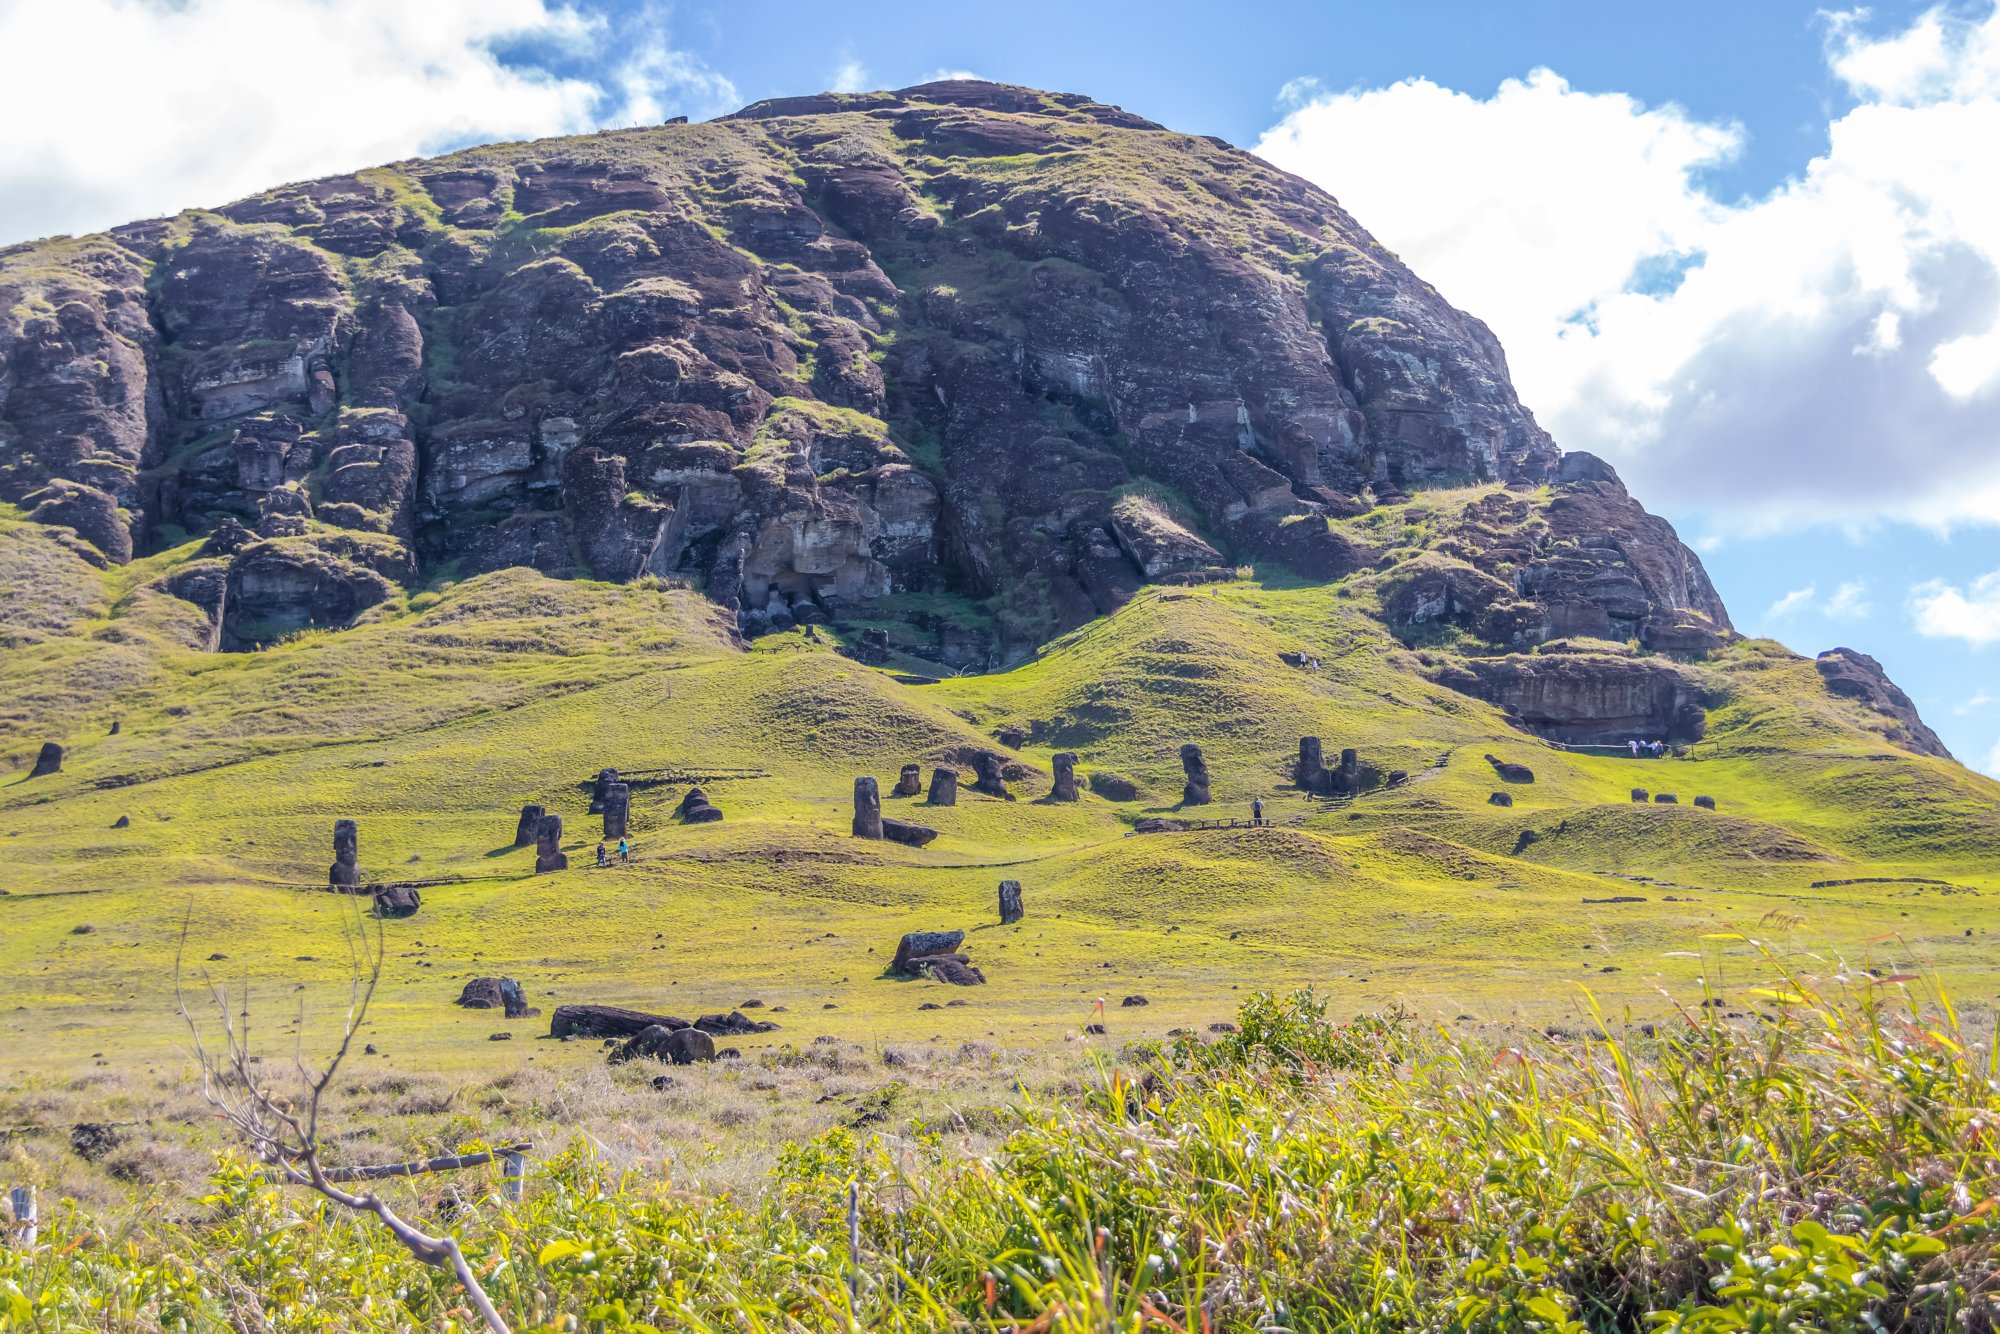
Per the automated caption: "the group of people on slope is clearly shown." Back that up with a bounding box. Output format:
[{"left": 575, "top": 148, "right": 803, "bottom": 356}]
[{"left": 1628, "top": 739, "right": 1668, "bottom": 759}]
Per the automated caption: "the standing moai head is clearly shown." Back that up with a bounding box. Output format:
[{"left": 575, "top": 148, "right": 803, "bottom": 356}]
[
  {"left": 534, "top": 813, "right": 568, "bottom": 873},
  {"left": 852, "top": 776, "right": 884, "bottom": 838},
  {"left": 588, "top": 768, "right": 619, "bottom": 814},
  {"left": 515, "top": 803, "right": 545, "bottom": 847},
  {"left": 1295, "top": 737, "right": 1324, "bottom": 787},
  {"left": 927, "top": 767, "right": 959, "bottom": 806},
  {"left": 602, "top": 783, "right": 630, "bottom": 839},
  {"left": 1051, "top": 752, "right": 1080, "bottom": 802},
  {"left": 329, "top": 818, "right": 360, "bottom": 889},
  {"left": 894, "top": 764, "right": 924, "bottom": 797},
  {"left": 1180, "top": 743, "right": 1211, "bottom": 806},
  {"left": 1338, "top": 748, "right": 1360, "bottom": 797},
  {"left": 969, "top": 750, "right": 1010, "bottom": 798},
  {"left": 998, "top": 879, "right": 1024, "bottom": 924},
  {"left": 29, "top": 742, "right": 63, "bottom": 778}
]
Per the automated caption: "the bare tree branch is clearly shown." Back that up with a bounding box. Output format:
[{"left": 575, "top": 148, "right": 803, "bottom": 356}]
[{"left": 177, "top": 897, "right": 512, "bottom": 1334}]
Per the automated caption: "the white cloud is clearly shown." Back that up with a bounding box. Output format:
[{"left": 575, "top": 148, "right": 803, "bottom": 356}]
[
  {"left": 1912, "top": 570, "right": 2000, "bottom": 645},
  {"left": 1767, "top": 584, "right": 1818, "bottom": 620},
  {"left": 1957, "top": 689, "right": 2000, "bottom": 714},
  {"left": 0, "top": 0, "right": 735, "bottom": 247},
  {"left": 1254, "top": 4, "right": 2000, "bottom": 532},
  {"left": 1825, "top": 580, "right": 1874, "bottom": 620},
  {"left": 830, "top": 56, "right": 872, "bottom": 94},
  {"left": 915, "top": 68, "right": 985, "bottom": 85}
]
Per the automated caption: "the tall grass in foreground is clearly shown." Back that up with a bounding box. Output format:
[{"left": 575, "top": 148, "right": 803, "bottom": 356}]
[{"left": 4, "top": 962, "right": 1995, "bottom": 1331}]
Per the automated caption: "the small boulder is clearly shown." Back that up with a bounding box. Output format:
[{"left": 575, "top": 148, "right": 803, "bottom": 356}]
[
  {"left": 111, "top": 815, "right": 129, "bottom": 829},
  {"left": 1488, "top": 791, "right": 1513, "bottom": 807},
  {"left": 1120, "top": 995, "right": 1149, "bottom": 1007},
  {"left": 1654, "top": 793, "right": 1679, "bottom": 804},
  {"left": 372, "top": 886, "right": 421, "bottom": 918},
  {"left": 1630, "top": 788, "right": 1649, "bottom": 803},
  {"left": 611, "top": 1024, "right": 715, "bottom": 1065},
  {"left": 1693, "top": 795, "right": 1716, "bottom": 810}
]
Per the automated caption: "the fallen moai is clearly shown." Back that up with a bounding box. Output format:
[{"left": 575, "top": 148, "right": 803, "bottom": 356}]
[
  {"left": 891, "top": 928, "right": 986, "bottom": 985},
  {"left": 550, "top": 1004, "right": 689, "bottom": 1039},
  {"left": 457, "top": 977, "right": 539, "bottom": 1019},
  {"left": 1181, "top": 743, "right": 1212, "bottom": 806},
  {"left": 1484, "top": 754, "right": 1536, "bottom": 784},
  {"left": 609, "top": 1025, "right": 714, "bottom": 1065},
  {"left": 329, "top": 818, "right": 360, "bottom": 890},
  {"left": 372, "top": 886, "right": 420, "bottom": 918},
  {"left": 880, "top": 817, "right": 938, "bottom": 847},
  {"left": 1133, "top": 817, "right": 1188, "bottom": 834}
]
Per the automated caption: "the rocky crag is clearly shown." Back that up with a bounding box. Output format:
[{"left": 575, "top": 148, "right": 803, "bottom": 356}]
[{"left": 0, "top": 81, "right": 1943, "bottom": 755}]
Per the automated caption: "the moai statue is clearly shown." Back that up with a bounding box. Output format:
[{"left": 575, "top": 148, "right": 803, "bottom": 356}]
[
  {"left": 535, "top": 814, "right": 569, "bottom": 873},
  {"left": 969, "top": 750, "right": 1010, "bottom": 798},
  {"left": 852, "top": 776, "right": 884, "bottom": 839},
  {"left": 1295, "top": 737, "right": 1325, "bottom": 789},
  {"left": 893, "top": 764, "right": 923, "bottom": 797},
  {"left": 927, "top": 767, "right": 959, "bottom": 806},
  {"left": 29, "top": 742, "right": 62, "bottom": 778},
  {"left": 588, "top": 768, "right": 619, "bottom": 815},
  {"left": 1338, "top": 748, "right": 1360, "bottom": 798},
  {"left": 515, "top": 804, "right": 545, "bottom": 847},
  {"left": 1051, "top": 752, "right": 1081, "bottom": 802},
  {"left": 998, "top": 879, "right": 1025, "bottom": 924},
  {"left": 602, "top": 783, "right": 630, "bottom": 839},
  {"left": 329, "top": 819, "right": 360, "bottom": 889},
  {"left": 1181, "top": 743, "right": 1212, "bottom": 806}
]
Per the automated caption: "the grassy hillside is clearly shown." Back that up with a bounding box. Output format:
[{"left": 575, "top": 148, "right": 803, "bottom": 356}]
[{"left": 4, "top": 506, "right": 1996, "bottom": 1108}]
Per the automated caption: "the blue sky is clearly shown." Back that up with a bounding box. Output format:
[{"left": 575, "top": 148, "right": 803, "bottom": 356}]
[{"left": 4, "top": 0, "right": 1995, "bottom": 768}]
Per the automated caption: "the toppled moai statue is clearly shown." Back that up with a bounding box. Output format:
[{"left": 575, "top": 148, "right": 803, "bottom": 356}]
[
  {"left": 1181, "top": 743, "right": 1212, "bottom": 806},
  {"left": 852, "top": 776, "right": 884, "bottom": 838},
  {"left": 29, "top": 742, "right": 62, "bottom": 778},
  {"left": 602, "top": 783, "right": 630, "bottom": 839},
  {"left": 610, "top": 1024, "right": 715, "bottom": 1065},
  {"left": 1630, "top": 788, "right": 1650, "bottom": 803},
  {"left": 515, "top": 804, "right": 545, "bottom": 847},
  {"left": 1051, "top": 752, "right": 1080, "bottom": 802},
  {"left": 1484, "top": 754, "right": 1536, "bottom": 784},
  {"left": 372, "top": 886, "right": 421, "bottom": 918},
  {"left": 893, "top": 764, "right": 923, "bottom": 797},
  {"left": 927, "top": 767, "right": 959, "bottom": 806},
  {"left": 998, "top": 879, "right": 1024, "bottom": 924},
  {"left": 677, "top": 787, "right": 723, "bottom": 823},
  {"left": 1295, "top": 737, "right": 1326, "bottom": 791},
  {"left": 881, "top": 818, "right": 938, "bottom": 847},
  {"left": 550, "top": 1003, "right": 688, "bottom": 1039},
  {"left": 534, "top": 813, "right": 568, "bottom": 873},
  {"left": 588, "top": 768, "right": 619, "bottom": 815},
  {"left": 891, "top": 928, "right": 986, "bottom": 985},
  {"left": 969, "top": 750, "right": 1011, "bottom": 799},
  {"left": 457, "top": 977, "right": 538, "bottom": 1019},
  {"left": 1694, "top": 795, "right": 1717, "bottom": 810},
  {"left": 1488, "top": 791, "right": 1513, "bottom": 807},
  {"left": 329, "top": 819, "right": 360, "bottom": 890}
]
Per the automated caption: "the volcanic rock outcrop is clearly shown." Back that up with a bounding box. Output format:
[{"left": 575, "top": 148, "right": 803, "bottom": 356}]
[{"left": 1815, "top": 648, "right": 1951, "bottom": 759}]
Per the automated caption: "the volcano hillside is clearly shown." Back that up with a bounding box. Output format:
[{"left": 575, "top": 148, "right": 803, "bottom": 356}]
[{"left": 0, "top": 83, "right": 1996, "bottom": 1129}]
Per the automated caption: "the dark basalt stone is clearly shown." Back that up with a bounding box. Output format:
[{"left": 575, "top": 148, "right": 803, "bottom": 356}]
[
  {"left": 880, "top": 817, "right": 938, "bottom": 847},
  {"left": 551, "top": 1004, "right": 689, "bottom": 1039},
  {"left": 1694, "top": 795, "right": 1717, "bottom": 810},
  {"left": 457, "top": 977, "right": 538, "bottom": 1018},
  {"left": 372, "top": 886, "right": 420, "bottom": 918},
  {"left": 610, "top": 1024, "right": 715, "bottom": 1065},
  {"left": 29, "top": 742, "right": 63, "bottom": 777},
  {"left": 1488, "top": 791, "right": 1513, "bottom": 807}
]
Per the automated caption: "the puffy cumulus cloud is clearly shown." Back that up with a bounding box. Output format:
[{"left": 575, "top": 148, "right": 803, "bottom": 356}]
[
  {"left": 1255, "top": 5, "right": 2000, "bottom": 533},
  {"left": 1912, "top": 570, "right": 2000, "bottom": 645},
  {"left": 829, "top": 56, "right": 873, "bottom": 94},
  {"left": 1767, "top": 585, "right": 1818, "bottom": 620},
  {"left": 1825, "top": 580, "right": 1874, "bottom": 620},
  {"left": 0, "top": 0, "right": 735, "bottom": 247}
]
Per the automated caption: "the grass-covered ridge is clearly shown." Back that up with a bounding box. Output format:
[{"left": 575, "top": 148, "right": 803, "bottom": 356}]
[{"left": 2, "top": 972, "right": 1994, "bottom": 1330}]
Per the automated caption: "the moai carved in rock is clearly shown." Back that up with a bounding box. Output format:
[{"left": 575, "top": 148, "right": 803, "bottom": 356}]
[
  {"left": 894, "top": 764, "right": 923, "bottom": 797},
  {"left": 1181, "top": 743, "right": 1212, "bottom": 806},
  {"left": 969, "top": 750, "right": 1011, "bottom": 798},
  {"left": 852, "top": 776, "right": 884, "bottom": 838},
  {"left": 1338, "top": 749, "right": 1360, "bottom": 798},
  {"left": 29, "top": 742, "right": 62, "bottom": 778},
  {"left": 535, "top": 814, "right": 568, "bottom": 873},
  {"left": 1051, "top": 752, "right": 1080, "bottom": 801},
  {"left": 515, "top": 804, "right": 545, "bottom": 847},
  {"left": 602, "top": 783, "right": 630, "bottom": 839},
  {"left": 999, "top": 879, "right": 1024, "bottom": 924},
  {"left": 1295, "top": 737, "right": 1325, "bottom": 790},
  {"left": 927, "top": 767, "right": 959, "bottom": 806},
  {"left": 589, "top": 768, "right": 619, "bottom": 815},
  {"left": 329, "top": 819, "right": 360, "bottom": 889}
]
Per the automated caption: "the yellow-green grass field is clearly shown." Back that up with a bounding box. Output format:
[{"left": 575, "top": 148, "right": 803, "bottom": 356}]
[{"left": 5, "top": 508, "right": 1997, "bottom": 1111}]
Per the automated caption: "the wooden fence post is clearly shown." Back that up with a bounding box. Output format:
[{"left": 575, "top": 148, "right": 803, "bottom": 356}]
[
  {"left": 7, "top": 1185, "right": 35, "bottom": 1247},
  {"left": 502, "top": 1150, "right": 526, "bottom": 1203}
]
